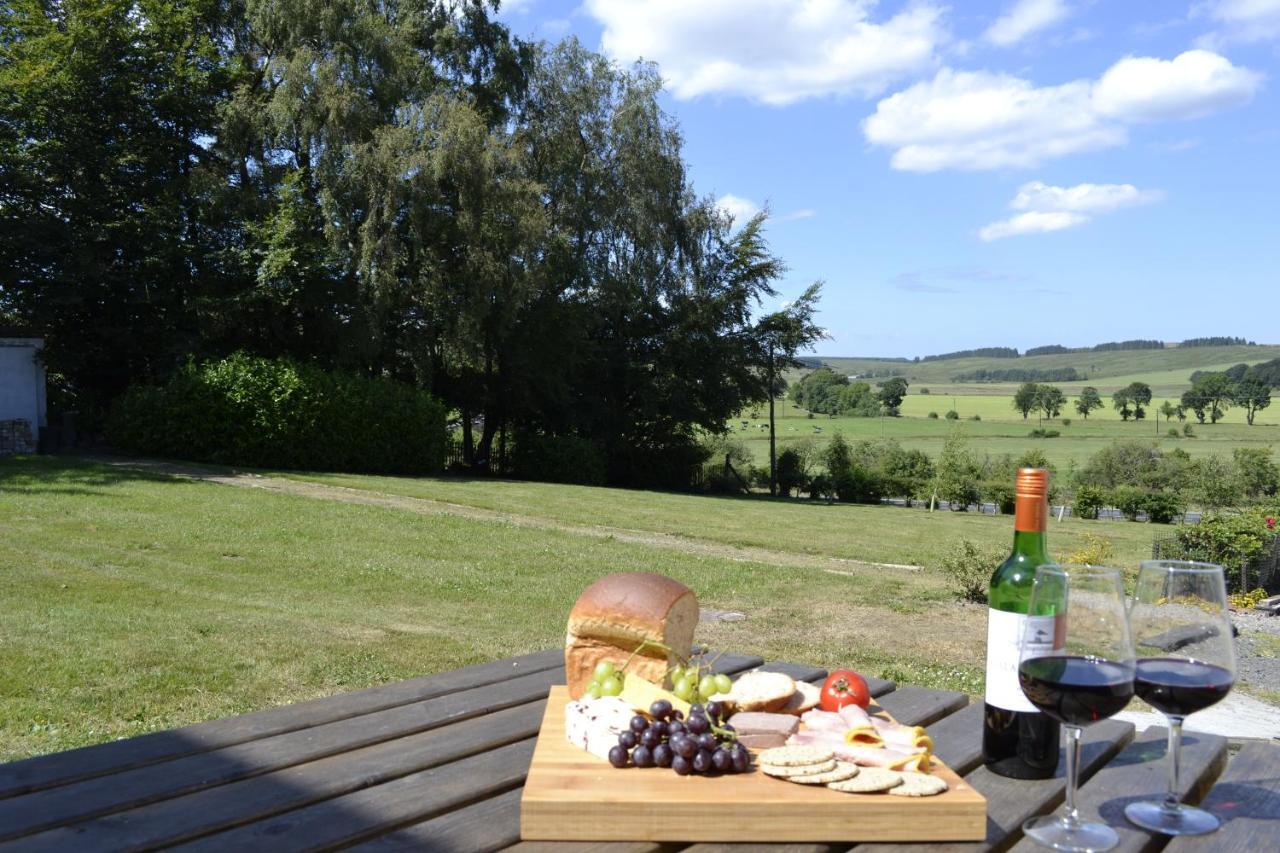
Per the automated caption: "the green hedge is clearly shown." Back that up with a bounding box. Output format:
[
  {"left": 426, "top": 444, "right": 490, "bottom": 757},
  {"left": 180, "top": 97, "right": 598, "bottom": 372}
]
[{"left": 108, "top": 353, "right": 448, "bottom": 474}]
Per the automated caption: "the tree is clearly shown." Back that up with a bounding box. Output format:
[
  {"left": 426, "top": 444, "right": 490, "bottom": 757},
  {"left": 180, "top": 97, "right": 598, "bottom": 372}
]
[
  {"left": 1124, "top": 382, "right": 1153, "bottom": 420},
  {"left": 1075, "top": 386, "right": 1103, "bottom": 419},
  {"left": 1013, "top": 382, "right": 1039, "bottom": 419},
  {"left": 1112, "top": 387, "right": 1134, "bottom": 421},
  {"left": 1193, "top": 455, "right": 1243, "bottom": 511},
  {"left": 1159, "top": 400, "right": 1179, "bottom": 422},
  {"left": 754, "top": 281, "right": 826, "bottom": 496},
  {"left": 1234, "top": 448, "right": 1279, "bottom": 499},
  {"left": 1181, "top": 387, "right": 1208, "bottom": 424},
  {"left": 933, "top": 429, "right": 981, "bottom": 510},
  {"left": 1233, "top": 377, "right": 1271, "bottom": 425},
  {"left": 1187, "top": 373, "right": 1236, "bottom": 424},
  {"left": 1036, "top": 385, "right": 1066, "bottom": 420},
  {"left": 876, "top": 377, "right": 909, "bottom": 416}
]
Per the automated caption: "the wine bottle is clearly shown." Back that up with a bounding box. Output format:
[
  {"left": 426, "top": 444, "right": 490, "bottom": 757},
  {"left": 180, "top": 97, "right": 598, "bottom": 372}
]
[{"left": 983, "top": 467, "right": 1061, "bottom": 779}]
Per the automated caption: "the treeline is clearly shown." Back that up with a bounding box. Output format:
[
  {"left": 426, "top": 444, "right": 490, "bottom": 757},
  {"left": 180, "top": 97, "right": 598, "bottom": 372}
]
[
  {"left": 790, "top": 369, "right": 908, "bottom": 417},
  {"left": 920, "top": 347, "right": 1019, "bottom": 362},
  {"left": 0, "top": 0, "right": 820, "bottom": 487},
  {"left": 953, "top": 367, "right": 1081, "bottom": 382},
  {"left": 1087, "top": 339, "right": 1165, "bottom": 352},
  {"left": 1024, "top": 345, "right": 1072, "bottom": 356},
  {"left": 1181, "top": 337, "right": 1255, "bottom": 348}
]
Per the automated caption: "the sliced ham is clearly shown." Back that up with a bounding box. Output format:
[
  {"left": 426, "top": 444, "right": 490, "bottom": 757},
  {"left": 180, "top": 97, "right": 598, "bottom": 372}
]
[
  {"left": 871, "top": 718, "right": 933, "bottom": 750},
  {"left": 837, "top": 704, "right": 873, "bottom": 728},
  {"left": 799, "top": 709, "right": 847, "bottom": 733}
]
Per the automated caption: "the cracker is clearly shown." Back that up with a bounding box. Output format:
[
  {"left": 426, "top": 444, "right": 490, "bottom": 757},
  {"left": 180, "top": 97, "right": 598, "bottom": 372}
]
[
  {"left": 889, "top": 773, "right": 949, "bottom": 797},
  {"left": 787, "top": 761, "right": 860, "bottom": 785},
  {"left": 761, "top": 758, "right": 837, "bottom": 778},
  {"left": 756, "top": 745, "right": 833, "bottom": 766},
  {"left": 826, "top": 768, "right": 902, "bottom": 793}
]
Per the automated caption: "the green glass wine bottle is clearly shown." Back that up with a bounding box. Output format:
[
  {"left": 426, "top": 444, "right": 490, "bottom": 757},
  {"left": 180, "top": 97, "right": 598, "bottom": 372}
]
[{"left": 982, "top": 467, "right": 1061, "bottom": 779}]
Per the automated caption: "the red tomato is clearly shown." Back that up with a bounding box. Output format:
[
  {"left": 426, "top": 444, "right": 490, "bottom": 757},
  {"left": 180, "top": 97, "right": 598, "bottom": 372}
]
[{"left": 820, "top": 669, "right": 871, "bottom": 711}]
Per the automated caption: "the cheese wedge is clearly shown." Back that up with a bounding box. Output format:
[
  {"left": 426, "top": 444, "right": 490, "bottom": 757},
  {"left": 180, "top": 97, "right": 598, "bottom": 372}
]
[{"left": 619, "top": 674, "right": 691, "bottom": 718}]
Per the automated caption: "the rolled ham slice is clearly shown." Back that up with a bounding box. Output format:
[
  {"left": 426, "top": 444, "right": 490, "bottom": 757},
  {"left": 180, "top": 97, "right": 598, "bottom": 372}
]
[
  {"left": 788, "top": 731, "right": 933, "bottom": 773},
  {"left": 799, "top": 709, "right": 848, "bottom": 733},
  {"left": 871, "top": 717, "right": 933, "bottom": 750},
  {"left": 837, "top": 704, "right": 873, "bottom": 728}
]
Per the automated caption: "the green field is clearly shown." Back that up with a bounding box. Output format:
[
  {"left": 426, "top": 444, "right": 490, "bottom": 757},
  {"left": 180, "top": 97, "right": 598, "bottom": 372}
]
[{"left": 0, "top": 455, "right": 1177, "bottom": 761}]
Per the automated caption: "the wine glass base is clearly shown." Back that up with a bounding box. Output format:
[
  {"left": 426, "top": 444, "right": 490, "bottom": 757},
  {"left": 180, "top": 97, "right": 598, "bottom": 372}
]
[
  {"left": 1022, "top": 815, "right": 1120, "bottom": 852},
  {"left": 1124, "top": 800, "right": 1220, "bottom": 836}
]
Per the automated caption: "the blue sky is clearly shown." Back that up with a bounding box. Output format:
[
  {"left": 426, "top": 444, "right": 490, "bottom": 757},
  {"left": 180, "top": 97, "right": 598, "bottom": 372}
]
[{"left": 497, "top": 1, "right": 1280, "bottom": 358}]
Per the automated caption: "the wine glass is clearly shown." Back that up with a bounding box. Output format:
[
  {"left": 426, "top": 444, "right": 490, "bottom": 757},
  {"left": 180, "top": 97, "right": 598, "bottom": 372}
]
[
  {"left": 1124, "top": 560, "right": 1236, "bottom": 836},
  {"left": 1018, "top": 565, "right": 1135, "bottom": 852}
]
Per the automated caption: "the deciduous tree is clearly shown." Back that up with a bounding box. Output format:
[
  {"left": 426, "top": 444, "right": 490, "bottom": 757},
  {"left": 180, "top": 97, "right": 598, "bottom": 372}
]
[{"left": 1075, "top": 386, "right": 1103, "bottom": 419}]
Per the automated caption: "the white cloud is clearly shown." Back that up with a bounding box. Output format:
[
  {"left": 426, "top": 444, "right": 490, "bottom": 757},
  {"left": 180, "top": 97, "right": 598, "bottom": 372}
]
[
  {"left": 777, "top": 208, "right": 817, "bottom": 222},
  {"left": 1194, "top": 0, "right": 1280, "bottom": 47},
  {"left": 717, "top": 194, "right": 762, "bottom": 224},
  {"left": 984, "top": 0, "right": 1072, "bottom": 47},
  {"left": 584, "top": 0, "right": 946, "bottom": 105},
  {"left": 979, "top": 181, "right": 1163, "bottom": 241},
  {"left": 863, "top": 50, "right": 1261, "bottom": 171}
]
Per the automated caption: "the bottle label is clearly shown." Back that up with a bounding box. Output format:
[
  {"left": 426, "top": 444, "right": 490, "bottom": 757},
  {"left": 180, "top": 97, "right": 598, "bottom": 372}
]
[{"left": 985, "top": 608, "right": 1059, "bottom": 712}]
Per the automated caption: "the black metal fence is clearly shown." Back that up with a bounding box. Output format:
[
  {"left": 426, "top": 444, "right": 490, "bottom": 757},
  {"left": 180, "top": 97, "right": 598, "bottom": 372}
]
[{"left": 1152, "top": 534, "right": 1280, "bottom": 594}]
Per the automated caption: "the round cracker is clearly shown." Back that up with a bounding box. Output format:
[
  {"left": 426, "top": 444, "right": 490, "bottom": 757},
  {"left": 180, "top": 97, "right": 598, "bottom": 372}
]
[
  {"left": 826, "top": 768, "right": 902, "bottom": 793},
  {"left": 889, "top": 772, "right": 949, "bottom": 797},
  {"left": 756, "top": 745, "right": 832, "bottom": 766},
  {"left": 787, "top": 761, "right": 860, "bottom": 785},
  {"left": 761, "top": 758, "right": 838, "bottom": 778}
]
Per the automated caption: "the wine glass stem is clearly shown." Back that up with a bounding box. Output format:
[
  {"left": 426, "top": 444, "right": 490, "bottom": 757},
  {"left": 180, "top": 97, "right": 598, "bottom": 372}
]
[
  {"left": 1164, "top": 715, "right": 1185, "bottom": 812},
  {"left": 1063, "top": 724, "right": 1082, "bottom": 828}
]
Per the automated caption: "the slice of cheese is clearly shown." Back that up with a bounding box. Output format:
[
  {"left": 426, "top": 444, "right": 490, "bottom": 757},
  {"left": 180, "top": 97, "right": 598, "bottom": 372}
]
[
  {"left": 564, "top": 696, "right": 635, "bottom": 761},
  {"left": 619, "top": 674, "right": 691, "bottom": 718}
]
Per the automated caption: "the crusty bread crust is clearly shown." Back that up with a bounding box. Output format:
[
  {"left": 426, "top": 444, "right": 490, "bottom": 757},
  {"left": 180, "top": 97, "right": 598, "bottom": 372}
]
[
  {"left": 725, "top": 671, "right": 797, "bottom": 713},
  {"left": 564, "top": 572, "right": 698, "bottom": 698},
  {"left": 781, "top": 681, "right": 822, "bottom": 715}
]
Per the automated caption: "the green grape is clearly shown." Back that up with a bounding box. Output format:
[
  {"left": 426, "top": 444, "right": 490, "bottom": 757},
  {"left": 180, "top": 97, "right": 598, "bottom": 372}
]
[
  {"left": 586, "top": 682, "right": 603, "bottom": 700},
  {"left": 668, "top": 666, "right": 685, "bottom": 686},
  {"left": 698, "top": 674, "right": 719, "bottom": 699},
  {"left": 593, "top": 661, "right": 616, "bottom": 683},
  {"left": 714, "top": 673, "right": 732, "bottom": 693},
  {"left": 673, "top": 677, "right": 696, "bottom": 702},
  {"left": 599, "top": 675, "right": 623, "bottom": 697}
]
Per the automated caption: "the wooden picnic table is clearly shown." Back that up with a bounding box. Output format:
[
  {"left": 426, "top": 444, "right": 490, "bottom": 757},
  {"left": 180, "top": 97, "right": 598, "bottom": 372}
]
[{"left": 0, "top": 648, "right": 1276, "bottom": 851}]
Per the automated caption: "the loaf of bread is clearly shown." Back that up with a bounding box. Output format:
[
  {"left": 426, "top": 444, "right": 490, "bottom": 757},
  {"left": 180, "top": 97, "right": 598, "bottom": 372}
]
[{"left": 565, "top": 572, "right": 698, "bottom": 699}]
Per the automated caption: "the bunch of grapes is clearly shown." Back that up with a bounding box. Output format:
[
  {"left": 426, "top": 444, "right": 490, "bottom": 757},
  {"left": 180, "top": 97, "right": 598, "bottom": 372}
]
[
  {"left": 608, "top": 701, "right": 750, "bottom": 776},
  {"left": 669, "top": 665, "right": 732, "bottom": 704},
  {"left": 585, "top": 661, "right": 626, "bottom": 699}
]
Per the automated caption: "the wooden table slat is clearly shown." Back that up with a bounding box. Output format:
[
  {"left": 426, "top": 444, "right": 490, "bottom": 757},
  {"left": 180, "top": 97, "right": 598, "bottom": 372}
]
[
  {"left": 0, "top": 667, "right": 564, "bottom": 842},
  {"left": 174, "top": 739, "right": 536, "bottom": 852},
  {"left": 853, "top": 718, "right": 1136, "bottom": 853},
  {"left": 0, "top": 647, "right": 564, "bottom": 802},
  {"left": 1161, "top": 740, "right": 1280, "bottom": 853},
  {"left": 921, "top": 702, "right": 985, "bottom": 777},
  {"left": 10, "top": 700, "right": 550, "bottom": 852},
  {"left": 1005, "top": 726, "right": 1229, "bottom": 853},
  {"left": 504, "top": 843, "right": 678, "bottom": 853},
  {"left": 754, "top": 661, "right": 829, "bottom": 685},
  {"left": 344, "top": 785, "right": 527, "bottom": 852},
  {"left": 873, "top": 687, "right": 969, "bottom": 728}
]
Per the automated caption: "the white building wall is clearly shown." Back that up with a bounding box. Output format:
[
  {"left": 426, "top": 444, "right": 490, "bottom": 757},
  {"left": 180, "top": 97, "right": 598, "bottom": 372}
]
[{"left": 0, "top": 338, "right": 47, "bottom": 434}]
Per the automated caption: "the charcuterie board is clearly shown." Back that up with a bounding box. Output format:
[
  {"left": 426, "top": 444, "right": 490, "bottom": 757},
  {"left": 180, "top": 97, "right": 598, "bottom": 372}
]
[{"left": 519, "top": 686, "right": 987, "bottom": 843}]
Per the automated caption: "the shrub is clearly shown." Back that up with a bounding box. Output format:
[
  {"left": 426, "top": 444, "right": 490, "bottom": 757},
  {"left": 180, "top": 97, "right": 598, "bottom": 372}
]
[
  {"left": 945, "top": 410, "right": 960, "bottom": 420},
  {"left": 985, "top": 482, "right": 1016, "bottom": 514},
  {"left": 1174, "top": 509, "right": 1279, "bottom": 587},
  {"left": 1112, "top": 485, "right": 1147, "bottom": 521},
  {"left": 1073, "top": 486, "right": 1108, "bottom": 520},
  {"left": 1061, "top": 418, "right": 1072, "bottom": 427},
  {"left": 1029, "top": 428, "right": 1061, "bottom": 438},
  {"left": 1066, "top": 532, "right": 1115, "bottom": 565},
  {"left": 1143, "top": 491, "right": 1183, "bottom": 524},
  {"left": 938, "top": 540, "right": 1002, "bottom": 603},
  {"left": 808, "top": 473, "right": 834, "bottom": 500},
  {"left": 108, "top": 353, "right": 447, "bottom": 474},
  {"left": 970, "top": 414, "right": 982, "bottom": 421},
  {"left": 776, "top": 448, "right": 809, "bottom": 497},
  {"left": 1230, "top": 588, "right": 1270, "bottom": 608},
  {"left": 1168, "top": 428, "right": 1181, "bottom": 438},
  {"left": 834, "top": 466, "right": 882, "bottom": 504},
  {"left": 1183, "top": 423, "right": 1195, "bottom": 437},
  {"left": 513, "top": 434, "right": 607, "bottom": 486},
  {"left": 927, "top": 411, "right": 939, "bottom": 419},
  {"left": 934, "top": 430, "right": 982, "bottom": 510},
  {"left": 920, "top": 388, "right": 930, "bottom": 395}
]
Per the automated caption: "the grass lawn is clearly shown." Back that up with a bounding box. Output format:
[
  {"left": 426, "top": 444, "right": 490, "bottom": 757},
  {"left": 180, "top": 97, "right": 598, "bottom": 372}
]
[{"left": 1, "top": 454, "right": 1183, "bottom": 762}]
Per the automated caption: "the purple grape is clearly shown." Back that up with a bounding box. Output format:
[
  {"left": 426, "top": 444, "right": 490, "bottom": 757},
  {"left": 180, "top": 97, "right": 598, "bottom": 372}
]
[
  {"left": 667, "top": 721, "right": 685, "bottom": 736},
  {"left": 692, "top": 749, "right": 713, "bottom": 773},
  {"left": 672, "top": 755, "right": 692, "bottom": 776},
  {"left": 649, "top": 700, "right": 672, "bottom": 720},
  {"left": 618, "top": 730, "right": 637, "bottom": 749},
  {"left": 697, "top": 732, "right": 718, "bottom": 752},
  {"left": 689, "top": 704, "right": 705, "bottom": 717},
  {"left": 706, "top": 701, "right": 723, "bottom": 720},
  {"left": 653, "top": 743, "right": 673, "bottom": 767},
  {"left": 720, "top": 723, "right": 735, "bottom": 735},
  {"left": 608, "top": 745, "right": 629, "bottom": 768},
  {"left": 630, "top": 715, "right": 648, "bottom": 734},
  {"left": 632, "top": 745, "right": 654, "bottom": 768},
  {"left": 711, "top": 748, "right": 732, "bottom": 772},
  {"left": 731, "top": 747, "right": 750, "bottom": 773},
  {"left": 672, "top": 734, "right": 697, "bottom": 758},
  {"left": 651, "top": 720, "right": 668, "bottom": 738},
  {"left": 669, "top": 709, "right": 684, "bottom": 721},
  {"left": 640, "top": 728, "right": 661, "bottom": 748},
  {"left": 686, "top": 714, "right": 709, "bottom": 735}
]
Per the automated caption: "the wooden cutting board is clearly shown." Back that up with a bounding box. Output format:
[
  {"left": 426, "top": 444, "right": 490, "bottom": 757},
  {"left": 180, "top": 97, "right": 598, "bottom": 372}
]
[{"left": 520, "top": 686, "right": 986, "bottom": 842}]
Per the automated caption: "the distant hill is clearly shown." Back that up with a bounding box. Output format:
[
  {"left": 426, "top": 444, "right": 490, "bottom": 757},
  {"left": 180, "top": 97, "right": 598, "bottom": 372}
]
[{"left": 820, "top": 344, "right": 1280, "bottom": 395}]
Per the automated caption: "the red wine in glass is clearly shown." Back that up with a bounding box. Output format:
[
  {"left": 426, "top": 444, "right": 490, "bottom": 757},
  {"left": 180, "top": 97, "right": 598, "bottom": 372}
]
[
  {"left": 1133, "top": 658, "right": 1234, "bottom": 716},
  {"left": 1019, "top": 656, "right": 1135, "bottom": 726}
]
